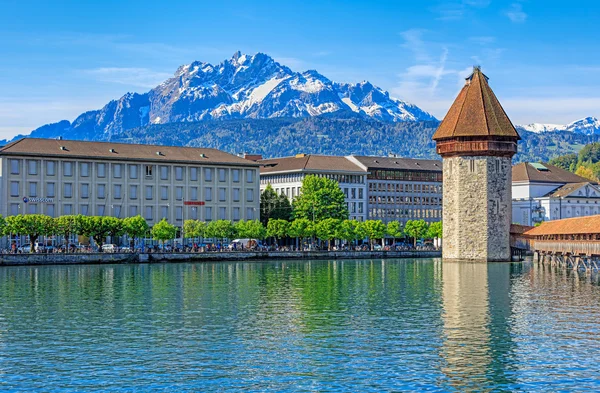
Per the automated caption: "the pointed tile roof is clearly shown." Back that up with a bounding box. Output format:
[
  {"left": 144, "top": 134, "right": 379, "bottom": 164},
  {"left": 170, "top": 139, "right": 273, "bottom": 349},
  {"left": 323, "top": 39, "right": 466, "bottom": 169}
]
[{"left": 433, "top": 67, "right": 520, "bottom": 140}]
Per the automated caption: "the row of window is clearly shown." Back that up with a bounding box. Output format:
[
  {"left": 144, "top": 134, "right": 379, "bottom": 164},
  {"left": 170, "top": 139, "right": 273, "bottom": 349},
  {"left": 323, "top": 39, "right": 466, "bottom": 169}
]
[
  {"left": 343, "top": 188, "right": 364, "bottom": 200},
  {"left": 369, "top": 170, "right": 442, "bottom": 182},
  {"left": 369, "top": 208, "right": 442, "bottom": 219},
  {"left": 10, "top": 181, "right": 255, "bottom": 202},
  {"left": 348, "top": 202, "right": 365, "bottom": 214},
  {"left": 261, "top": 173, "right": 365, "bottom": 185},
  {"left": 9, "top": 159, "right": 255, "bottom": 183},
  {"left": 8, "top": 203, "right": 255, "bottom": 222},
  {"left": 368, "top": 182, "right": 442, "bottom": 193},
  {"left": 368, "top": 196, "right": 441, "bottom": 205}
]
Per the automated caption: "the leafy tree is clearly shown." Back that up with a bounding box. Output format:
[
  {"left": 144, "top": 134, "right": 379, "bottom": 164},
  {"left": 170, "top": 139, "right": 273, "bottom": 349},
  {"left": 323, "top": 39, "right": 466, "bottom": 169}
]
[
  {"left": 243, "top": 220, "right": 267, "bottom": 240},
  {"left": 549, "top": 153, "right": 577, "bottom": 171},
  {"left": 151, "top": 219, "right": 177, "bottom": 247},
  {"left": 575, "top": 165, "right": 598, "bottom": 182},
  {"left": 427, "top": 221, "right": 443, "bottom": 239},
  {"left": 206, "top": 220, "right": 236, "bottom": 241},
  {"left": 5, "top": 214, "right": 55, "bottom": 252},
  {"left": 79, "top": 216, "right": 122, "bottom": 248},
  {"left": 288, "top": 218, "right": 314, "bottom": 246},
  {"left": 386, "top": 221, "right": 404, "bottom": 240},
  {"left": 54, "top": 215, "right": 82, "bottom": 246},
  {"left": 360, "top": 220, "right": 387, "bottom": 250},
  {"left": 260, "top": 184, "right": 292, "bottom": 225},
  {"left": 123, "top": 215, "right": 149, "bottom": 246},
  {"left": 292, "top": 175, "right": 348, "bottom": 221},
  {"left": 267, "top": 219, "right": 290, "bottom": 243},
  {"left": 0, "top": 215, "right": 6, "bottom": 237},
  {"left": 183, "top": 219, "right": 205, "bottom": 240},
  {"left": 404, "top": 219, "right": 429, "bottom": 247},
  {"left": 315, "top": 218, "right": 341, "bottom": 250},
  {"left": 336, "top": 219, "right": 361, "bottom": 246}
]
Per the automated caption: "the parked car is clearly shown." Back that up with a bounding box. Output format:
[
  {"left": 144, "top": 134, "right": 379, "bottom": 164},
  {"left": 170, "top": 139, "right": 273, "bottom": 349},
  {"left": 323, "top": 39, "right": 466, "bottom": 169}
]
[
  {"left": 228, "top": 239, "right": 262, "bottom": 250},
  {"left": 102, "top": 244, "right": 118, "bottom": 253}
]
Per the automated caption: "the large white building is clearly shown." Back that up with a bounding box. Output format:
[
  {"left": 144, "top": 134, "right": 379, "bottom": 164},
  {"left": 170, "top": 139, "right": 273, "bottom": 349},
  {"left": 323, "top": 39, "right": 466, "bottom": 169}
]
[
  {"left": 0, "top": 138, "right": 261, "bottom": 225},
  {"left": 512, "top": 162, "right": 600, "bottom": 225},
  {"left": 259, "top": 154, "right": 368, "bottom": 221},
  {"left": 258, "top": 153, "right": 443, "bottom": 224}
]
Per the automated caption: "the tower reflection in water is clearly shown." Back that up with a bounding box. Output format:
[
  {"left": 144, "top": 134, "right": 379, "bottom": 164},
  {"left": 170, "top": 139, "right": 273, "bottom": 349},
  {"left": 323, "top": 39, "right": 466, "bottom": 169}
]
[{"left": 440, "top": 261, "right": 520, "bottom": 391}]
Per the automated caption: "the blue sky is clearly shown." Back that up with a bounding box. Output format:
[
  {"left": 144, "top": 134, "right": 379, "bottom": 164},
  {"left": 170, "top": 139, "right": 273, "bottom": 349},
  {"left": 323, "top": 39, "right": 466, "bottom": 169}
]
[{"left": 1, "top": 0, "right": 600, "bottom": 138}]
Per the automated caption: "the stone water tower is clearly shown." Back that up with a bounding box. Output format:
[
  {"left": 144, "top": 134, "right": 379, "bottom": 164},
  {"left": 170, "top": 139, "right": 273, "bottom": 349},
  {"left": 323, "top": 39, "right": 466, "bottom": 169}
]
[{"left": 433, "top": 67, "right": 520, "bottom": 261}]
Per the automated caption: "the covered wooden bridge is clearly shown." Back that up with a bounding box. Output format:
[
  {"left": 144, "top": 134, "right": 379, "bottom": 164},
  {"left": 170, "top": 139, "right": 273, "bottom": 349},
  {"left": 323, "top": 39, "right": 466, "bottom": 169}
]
[{"left": 525, "top": 215, "right": 600, "bottom": 271}]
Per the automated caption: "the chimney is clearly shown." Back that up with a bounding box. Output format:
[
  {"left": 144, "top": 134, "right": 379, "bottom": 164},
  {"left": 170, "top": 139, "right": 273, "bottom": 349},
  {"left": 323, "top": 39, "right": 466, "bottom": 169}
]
[{"left": 243, "top": 153, "right": 263, "bottom": 161}]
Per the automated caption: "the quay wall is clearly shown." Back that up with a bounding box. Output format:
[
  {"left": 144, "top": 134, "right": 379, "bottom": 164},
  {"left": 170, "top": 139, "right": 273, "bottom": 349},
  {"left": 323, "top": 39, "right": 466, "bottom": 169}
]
[{"left": 0, "top": 250, "right": 441, "bottom": 266}]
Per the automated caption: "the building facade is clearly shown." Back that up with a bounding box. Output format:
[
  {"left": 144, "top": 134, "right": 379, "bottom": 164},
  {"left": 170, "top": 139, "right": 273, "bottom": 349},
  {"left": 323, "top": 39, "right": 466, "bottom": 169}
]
[
  {"left": 432, "top": 67, "right": 520, "bottom": 261},
  {"left": 0, "top": 138, "right": 260, "bottom": 226},
  {"left": 348, "top": 156, "right": 442, "bottom": 224},
  {"left": 259, "top": 154, "right": 368, "bottom": 221},
  {"left": 259, "top": 153, "right": 443, "bottom": 224},
  {"left": 512, "top": 162, "right": 600, "bottom": 225}
]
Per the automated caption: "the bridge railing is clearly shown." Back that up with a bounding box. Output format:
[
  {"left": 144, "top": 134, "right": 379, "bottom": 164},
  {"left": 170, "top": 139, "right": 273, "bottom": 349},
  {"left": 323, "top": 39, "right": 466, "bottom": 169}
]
[{"left": 532, "top": 240, "right": 600, "bottom": 256}]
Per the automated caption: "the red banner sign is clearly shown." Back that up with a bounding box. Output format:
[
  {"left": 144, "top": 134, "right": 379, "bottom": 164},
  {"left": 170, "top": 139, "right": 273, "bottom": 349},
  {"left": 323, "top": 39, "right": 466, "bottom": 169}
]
[{"left": 184, "top": 201, "right": 206, "bottom": 206}]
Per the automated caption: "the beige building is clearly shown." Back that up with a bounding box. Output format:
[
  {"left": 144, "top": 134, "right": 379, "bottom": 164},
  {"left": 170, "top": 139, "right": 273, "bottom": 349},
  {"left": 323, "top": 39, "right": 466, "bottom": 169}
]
[{"left": 0, "top": 138, "right": 260, "bottom": 226}]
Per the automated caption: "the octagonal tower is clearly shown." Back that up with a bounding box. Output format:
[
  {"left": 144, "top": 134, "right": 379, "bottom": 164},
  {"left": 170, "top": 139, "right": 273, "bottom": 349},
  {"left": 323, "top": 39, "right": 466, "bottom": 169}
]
[{"left": 433, "top": 67, "right": 520, "bottom": 261}]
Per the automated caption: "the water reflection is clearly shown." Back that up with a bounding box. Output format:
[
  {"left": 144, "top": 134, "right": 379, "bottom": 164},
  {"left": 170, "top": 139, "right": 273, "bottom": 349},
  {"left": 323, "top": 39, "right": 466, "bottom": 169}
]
[
  {"left": 441, "top": 262, "right": 521, "bottom": 391},
  {"left": 0, "top": 260, "right": 599, "bottom": 391}
]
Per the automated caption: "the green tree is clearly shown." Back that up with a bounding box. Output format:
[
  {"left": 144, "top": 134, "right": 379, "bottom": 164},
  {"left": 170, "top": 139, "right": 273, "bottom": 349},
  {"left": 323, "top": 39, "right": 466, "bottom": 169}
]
[
  {"left": 123, "top": 215, "right": 149, "bottom": 247},
  {"left": 267, "top": 219, "right": 290, "bottom": 243},
  {"left": 54, "top": 215, "right": 82, "bottom": 246},
  {"left": 79, "top": 216, "right": 121, "bottom": 249},
  {"left": 183, "top": 219, "right": 206, "bottom": 240},
  {"left": 292, "top": 175, "right": 348, "bottom": 221},
  {"left": 243, "top": 220, "right": 267, "bottom": 240},
  {"left": 404, "top": 219, "right": 429, "bottom": 247},
  {"left": 288, "top": 218, "right": 314, "bottom": 248},
  {"left": 427, "top": 221, "right": 443, "bottom": 239},
  {"left": 207, "top": 220, "right": 236, "bottom": 241},
  {"left": 386, "top": 221, "right": 404, "bottom": 240},
  {"left": 260, "top": 184, "right": 292, "bottom": 225},
  {"left": 549, "top": 153, "right": 578, "bottom": 171},
  {"left": 6, "top": 214, "right": 55, "bottom": 252},
  {"left": 151, "top": 219, "right": 177, "bottom": 247},
  {"left": 315, "top": 218, "right": 341, "bottom": 250},
  {"left": 360, "top": 220, "right": 387, "bottom": 250},
  {"left": 336, "top": 219, "right": 361, "bottom": 247}
]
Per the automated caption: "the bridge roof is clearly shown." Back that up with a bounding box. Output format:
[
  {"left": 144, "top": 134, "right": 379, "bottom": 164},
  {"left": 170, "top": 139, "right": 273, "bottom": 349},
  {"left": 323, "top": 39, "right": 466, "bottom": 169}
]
[{"left": 525, "top": 215, "right": 600, "bottom": 236}]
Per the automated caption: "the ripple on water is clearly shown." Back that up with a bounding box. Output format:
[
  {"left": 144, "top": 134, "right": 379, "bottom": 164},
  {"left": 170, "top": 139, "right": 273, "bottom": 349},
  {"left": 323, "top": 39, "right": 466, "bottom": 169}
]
[{"left": 0, "top": 259, "right": 599, "bottom": 391}]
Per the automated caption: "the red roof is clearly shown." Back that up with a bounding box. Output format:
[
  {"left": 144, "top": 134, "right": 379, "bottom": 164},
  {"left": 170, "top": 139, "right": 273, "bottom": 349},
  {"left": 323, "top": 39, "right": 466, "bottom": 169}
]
[
  {"left": 525, "top": 215, "right": 600, "bottom": 236},
  {"left": 433, "top": 67, "right": 520, "bottom": 141}
]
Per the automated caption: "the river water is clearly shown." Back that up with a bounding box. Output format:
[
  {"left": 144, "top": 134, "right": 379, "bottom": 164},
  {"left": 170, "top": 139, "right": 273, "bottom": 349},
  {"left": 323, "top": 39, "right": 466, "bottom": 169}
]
[{"left": 0, "top": 259, "right": 599, "bottom": 391}]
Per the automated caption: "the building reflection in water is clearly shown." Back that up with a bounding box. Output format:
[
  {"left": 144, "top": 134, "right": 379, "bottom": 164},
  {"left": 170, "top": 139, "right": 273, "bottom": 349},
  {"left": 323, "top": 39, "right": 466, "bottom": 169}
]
[{"left": 440, "top": 261, "right": 519, "bottom": 391}]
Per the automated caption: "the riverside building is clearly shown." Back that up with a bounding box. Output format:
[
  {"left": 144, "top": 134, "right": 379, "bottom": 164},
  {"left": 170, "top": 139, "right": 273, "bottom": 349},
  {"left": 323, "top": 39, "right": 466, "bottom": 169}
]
[
  {"left": 258, "top": 153, "right": 443, "bottom": 224},
  {"left": 512, "top": 162, "right": 600, "bottom": 225},
  {"left": 0, "top": 138, "right": 260, "bottom": 225}
]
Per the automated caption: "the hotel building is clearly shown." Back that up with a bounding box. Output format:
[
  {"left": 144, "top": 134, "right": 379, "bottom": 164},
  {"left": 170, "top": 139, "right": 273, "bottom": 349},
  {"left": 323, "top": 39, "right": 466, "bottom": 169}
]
[
  {"left": 0, "top": 138, "right": 260, "bottom": 225},
  {"left": 258, "top": 153, "right": 443, "bottom": 224}
]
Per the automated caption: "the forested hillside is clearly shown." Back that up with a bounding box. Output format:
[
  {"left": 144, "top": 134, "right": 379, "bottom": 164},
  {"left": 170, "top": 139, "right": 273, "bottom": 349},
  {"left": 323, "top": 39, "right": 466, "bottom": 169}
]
[
  {"left": 111, "top": 116, "right": 600, "bottom": 162},
  {"left": 549, "top": 142, "right": 600, "bottom": 181}
]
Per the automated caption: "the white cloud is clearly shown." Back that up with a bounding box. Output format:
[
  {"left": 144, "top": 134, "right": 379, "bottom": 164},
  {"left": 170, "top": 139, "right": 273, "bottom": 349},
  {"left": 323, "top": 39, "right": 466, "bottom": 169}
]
[
  {"left": 82, "top": 67, "right": 172, "bottom": 88},
  {"left": 506, "top": 3, "right": 527, "bottom": 23}
]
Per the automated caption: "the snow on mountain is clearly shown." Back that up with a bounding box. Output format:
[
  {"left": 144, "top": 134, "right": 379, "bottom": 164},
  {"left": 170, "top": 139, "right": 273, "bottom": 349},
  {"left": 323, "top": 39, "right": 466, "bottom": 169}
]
[
  {"left": 518, "top": 117, "right": 600, "bottom": 136},
  {"left": 24, "top": 52, "right": 436, "bottom": 141}
]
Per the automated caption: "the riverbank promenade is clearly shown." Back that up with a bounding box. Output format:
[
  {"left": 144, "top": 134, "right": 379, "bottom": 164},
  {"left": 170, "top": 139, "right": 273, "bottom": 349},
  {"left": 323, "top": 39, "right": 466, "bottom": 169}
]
[{"left": 0, "top": 249, "right": 441, "bottom": 266}]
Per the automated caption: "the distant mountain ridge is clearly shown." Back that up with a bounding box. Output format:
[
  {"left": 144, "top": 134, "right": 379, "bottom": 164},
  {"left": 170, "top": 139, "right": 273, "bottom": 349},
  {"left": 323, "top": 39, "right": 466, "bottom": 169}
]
[
  {"left": 518, "top": 116, "right": 600, "bottom": 135},
  {"left": 15, "top": 51, "right": 436, "bottom": 142}
]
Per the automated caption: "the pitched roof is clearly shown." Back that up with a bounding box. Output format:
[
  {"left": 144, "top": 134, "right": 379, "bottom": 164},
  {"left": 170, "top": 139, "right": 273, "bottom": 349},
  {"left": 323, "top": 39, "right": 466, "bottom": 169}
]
[
  {"left": 0, "top": 138, "right": 257, "bottom": 166},
  {"left": 543, "top": 182, "right": 600, "bottom": 198},
  {"left": 512, "top": 162, "right": 592, "bottom": 183},
  {"left": 259, "top": 154, "right": 365, "bottom": 174},
  {"left": 525, "top": 215, "right": 600, "bottom": 236},
  {"left": 350, "top": 155, "right": 442, "bottom": 172},
  {"left": 433, "top": 67, "right": 520, "bottom": 140}
]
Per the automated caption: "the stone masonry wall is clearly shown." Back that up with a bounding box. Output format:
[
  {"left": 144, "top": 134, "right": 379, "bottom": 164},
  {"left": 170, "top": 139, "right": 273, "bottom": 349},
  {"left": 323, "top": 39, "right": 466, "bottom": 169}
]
[{"left": 442, "top": 156, "right": 512, "bottom": 261}]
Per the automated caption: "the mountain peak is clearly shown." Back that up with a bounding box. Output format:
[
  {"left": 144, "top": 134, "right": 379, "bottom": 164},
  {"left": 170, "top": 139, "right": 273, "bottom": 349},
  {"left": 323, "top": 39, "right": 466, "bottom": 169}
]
[
  {"left": 24, "top": 52, "right": 436, "bottom": 142},
  {"left": 518, "top": 116, "right": 600, "bottom": 135}
]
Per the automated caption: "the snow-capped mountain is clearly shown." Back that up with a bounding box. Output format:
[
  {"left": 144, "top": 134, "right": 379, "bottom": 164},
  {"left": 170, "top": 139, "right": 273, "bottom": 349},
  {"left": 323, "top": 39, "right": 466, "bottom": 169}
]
[
  {"left": 518, "top": 117, "right": 600, "bottom": 135},
  {"left": 22, "top": 52, "right": 436, "bottom": 142}
]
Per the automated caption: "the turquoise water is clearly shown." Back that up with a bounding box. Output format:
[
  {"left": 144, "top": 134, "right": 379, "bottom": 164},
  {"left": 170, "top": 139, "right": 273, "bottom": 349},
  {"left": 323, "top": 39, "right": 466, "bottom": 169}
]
[{"left": 0, "top": 259, "right": 599, "bottom": 391}]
